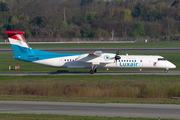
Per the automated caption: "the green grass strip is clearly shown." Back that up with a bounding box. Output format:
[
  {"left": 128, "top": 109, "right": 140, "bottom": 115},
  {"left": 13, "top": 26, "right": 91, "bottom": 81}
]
[
  {"left": 0, "top": 95, "right": 180, "bottom": 104},
  {"left": 1, "top": 41, "right": 180, "bottom": 49},
  {"left": 0, "top": 113, "right": 177, "bottom": 120}
]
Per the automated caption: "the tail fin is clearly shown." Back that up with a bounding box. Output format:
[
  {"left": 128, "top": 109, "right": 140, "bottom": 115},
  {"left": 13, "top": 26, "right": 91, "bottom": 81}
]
[{"left": 5, "top": 31, "right": 34, "bottom": 56}]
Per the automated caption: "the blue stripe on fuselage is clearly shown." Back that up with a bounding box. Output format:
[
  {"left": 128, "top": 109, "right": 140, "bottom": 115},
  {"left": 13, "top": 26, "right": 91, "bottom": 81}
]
[{"left": 11, "top": 44, "right": 83, "bottom": 62}]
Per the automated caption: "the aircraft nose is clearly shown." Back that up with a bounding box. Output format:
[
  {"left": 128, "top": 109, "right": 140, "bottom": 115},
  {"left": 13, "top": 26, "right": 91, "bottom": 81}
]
[
  {"left": 172, "top": 63, "right": 176, "bottom": 68},
  {"left": 169, "top": 62, "right": 176, "bottom": 69}
]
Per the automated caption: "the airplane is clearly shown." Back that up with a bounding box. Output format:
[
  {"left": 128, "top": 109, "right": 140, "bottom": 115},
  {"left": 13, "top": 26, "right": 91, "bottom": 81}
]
[{"left": 5, "top": 31, "right": 176, "bottom": 74}]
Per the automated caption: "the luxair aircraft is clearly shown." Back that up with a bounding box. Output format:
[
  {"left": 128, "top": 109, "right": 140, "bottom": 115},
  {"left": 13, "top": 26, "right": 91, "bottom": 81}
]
[{"left": 5, "top": 31, "right": 176, "bottom": 74}]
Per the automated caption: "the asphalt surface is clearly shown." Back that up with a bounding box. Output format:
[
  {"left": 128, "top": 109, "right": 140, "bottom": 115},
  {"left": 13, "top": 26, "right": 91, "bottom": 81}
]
[
  {"left": 1, "top": 48, "right": 180, "bottom": 53},
  {"left": 0, "top": 71, "right": 180, "bottom": 75},
  {"left": 0, "top": 101, "right": 180, "bottom": 119}
]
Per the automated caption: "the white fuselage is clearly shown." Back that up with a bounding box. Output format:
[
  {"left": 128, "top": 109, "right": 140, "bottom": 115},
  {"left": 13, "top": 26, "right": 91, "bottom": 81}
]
[
  {"left": 33, "top": 53, "right": 176, "bottom": 70},
  {"left": 5, "top": 31, "right": 176, "bottom": 74}
]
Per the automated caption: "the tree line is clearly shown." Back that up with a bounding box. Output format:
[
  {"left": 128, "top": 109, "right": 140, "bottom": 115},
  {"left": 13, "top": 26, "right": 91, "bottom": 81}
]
[{"left": 0, "top": 0, "right": 180, "bottom": 39}]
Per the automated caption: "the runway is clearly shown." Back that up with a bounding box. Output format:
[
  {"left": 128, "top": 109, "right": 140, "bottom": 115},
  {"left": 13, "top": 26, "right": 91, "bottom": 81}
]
[
  {"left": 0, "top": 71, "right": 180, "bottom": 75},
  {"left": 0, "top": 101, "right": 179, "bottom": 119},
  {"left": 1, "top": 48, "right": 180, "bottom": 53}
]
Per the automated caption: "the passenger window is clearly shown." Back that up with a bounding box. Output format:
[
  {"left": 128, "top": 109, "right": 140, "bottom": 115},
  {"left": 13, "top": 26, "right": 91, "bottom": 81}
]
[
  {"left": 135, "top": 60, "right": 136, "bottom": 62},
  {"left": 127, "top": 60, "right": 128, "bottom": 62},
  {"left": 121, "top": 60, "right": 123, "bottom": 62},
  {"left": 124, "top": 60, "right": 126, "bottom": 62},
  {"left": 132, "top": 60, "right": 134, "bottom": 62},
  {"left": 65, "top": 59, "right": 66, "bottom": 61},
  {"left": 129, "top": 60, "right": 131, "bottom": 62},
  {"left": 140, "top": 60, "right": 142, "bottom": 62}
]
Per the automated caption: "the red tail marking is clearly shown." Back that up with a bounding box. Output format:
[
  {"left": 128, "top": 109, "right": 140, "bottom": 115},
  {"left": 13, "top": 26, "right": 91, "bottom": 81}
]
[
  {"left": 5, "top": 31, "right": 26, "bottom": 43},
  {"left": 5, "top": 31, "right": 25, "bottom": 35}
]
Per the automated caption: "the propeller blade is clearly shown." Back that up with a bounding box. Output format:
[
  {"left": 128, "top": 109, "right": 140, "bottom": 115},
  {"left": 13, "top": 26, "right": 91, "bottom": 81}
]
[
  {"left": 116, "top": 49, "right": 119, "bottom": 55},
  {"left": 114, "top": 50, "right": 120, "bottom": 66}
]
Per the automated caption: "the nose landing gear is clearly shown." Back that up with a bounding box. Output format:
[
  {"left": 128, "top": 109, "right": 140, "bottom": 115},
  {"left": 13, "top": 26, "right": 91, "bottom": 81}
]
[{"left": 164, "top": 68, "right": 168, "bottom": 73}]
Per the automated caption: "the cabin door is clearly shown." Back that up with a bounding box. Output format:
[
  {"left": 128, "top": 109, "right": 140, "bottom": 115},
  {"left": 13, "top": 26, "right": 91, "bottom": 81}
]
[
  {"left": 59, "top": 58, "right": 65, "bottom": 66},
  {"left": 139, "top": 59, "right": 143, "bottom": 67}
]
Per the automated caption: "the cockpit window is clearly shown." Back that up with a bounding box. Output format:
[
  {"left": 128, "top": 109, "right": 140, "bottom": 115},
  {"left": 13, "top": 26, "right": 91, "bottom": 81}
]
[{"left": 158, "top": 58, "right": 166, "bottom": 61}]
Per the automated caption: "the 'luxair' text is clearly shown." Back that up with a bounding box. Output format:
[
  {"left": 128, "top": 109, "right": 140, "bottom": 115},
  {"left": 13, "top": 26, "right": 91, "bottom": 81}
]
[{"left": 120, "top": 62, "right": 138, "bottom": 67}]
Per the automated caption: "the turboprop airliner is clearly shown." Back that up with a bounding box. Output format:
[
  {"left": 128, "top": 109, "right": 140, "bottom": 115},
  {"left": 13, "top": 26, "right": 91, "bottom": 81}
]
[{"left": 5, "top": 31, "right": 176, "bottom": 74}]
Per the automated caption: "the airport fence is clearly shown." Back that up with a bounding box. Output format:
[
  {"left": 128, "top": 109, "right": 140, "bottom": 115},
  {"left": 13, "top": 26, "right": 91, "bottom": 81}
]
[{"left": 1, "top": 36, "right": 180, "bottom": 43}]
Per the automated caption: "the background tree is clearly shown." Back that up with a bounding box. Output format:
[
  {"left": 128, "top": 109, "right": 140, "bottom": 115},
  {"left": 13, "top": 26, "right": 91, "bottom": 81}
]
[
  {"left": 172, "top": 0, "right": 180, "bottom": 7},
  {"left": 59, "top": 21, "right": 68, "bottom": 29},
  {"left": 0, "top": 2, "right": 9, "bottom": 11},
  {"left": 94, "top": 28, "right": 109, "bottom": 38},
  {"left": 0, "top": 0, "right": 180, "bottom": 39},
  {"left": 129, "top": 21, "right": 145, "bottom": 37},
  {"left": 123, "top": 9, "right": 132, "bottom": 21},
  {"left": 84, "top": 12, "right": 96, "bottom": 23}
]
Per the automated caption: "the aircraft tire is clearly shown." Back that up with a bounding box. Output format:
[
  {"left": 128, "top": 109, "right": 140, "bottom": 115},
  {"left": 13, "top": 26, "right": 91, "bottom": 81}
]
[
  {"left": 164, "top": 70, "right": 168, "bottom": 73},
  {"left": 90, "top": 70, "right": 94, "bottom": 74},
  {"left": 94, "top": 69, "right": 97, "bottom": 73}
]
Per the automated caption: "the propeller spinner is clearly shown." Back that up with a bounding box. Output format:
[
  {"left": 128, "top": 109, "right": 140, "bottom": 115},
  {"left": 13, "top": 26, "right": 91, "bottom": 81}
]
[{"left": 114, "top": 50, "right": 121, "bottom": 65}]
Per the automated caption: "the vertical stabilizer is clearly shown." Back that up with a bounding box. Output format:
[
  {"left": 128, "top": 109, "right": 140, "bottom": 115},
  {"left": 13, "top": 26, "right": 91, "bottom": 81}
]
[{"left": 5, "top": 31, "right": 34, "bottom": 56}]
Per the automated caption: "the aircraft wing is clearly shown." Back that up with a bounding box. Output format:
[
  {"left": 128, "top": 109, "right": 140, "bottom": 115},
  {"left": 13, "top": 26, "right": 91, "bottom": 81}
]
[{"left": 76, "top": 51, "right": 114, "bottom": 64}]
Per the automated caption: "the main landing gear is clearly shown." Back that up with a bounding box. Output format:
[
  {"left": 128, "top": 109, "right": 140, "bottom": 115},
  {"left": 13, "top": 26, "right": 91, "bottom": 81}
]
[
  {"left": 90, "top": 68, "right": 97, "bottom": 74},
  {"left": 90, "top": 65, "right": 98, "bottom": 74}
]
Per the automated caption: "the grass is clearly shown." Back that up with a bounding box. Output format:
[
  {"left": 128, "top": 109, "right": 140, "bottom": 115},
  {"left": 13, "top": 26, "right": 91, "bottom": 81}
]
[
  {"left": 0, "top": 113, "right": 177, "bottom": 120},
  {"left": 1, "top": 95, "right": 180, "bottom": 104},
  {"left": 0, "top": 41, "right": 180, "bottom": 49},
  {"left": 0, "top": 75, "right": 180, "bottom": 104},
  {"left": 0, "top": 52, "right": 179, "bottom": 72}
]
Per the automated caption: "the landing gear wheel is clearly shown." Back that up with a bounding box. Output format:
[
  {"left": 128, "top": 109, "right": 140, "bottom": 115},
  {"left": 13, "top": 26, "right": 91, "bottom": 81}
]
[
  {"left": 164, "top": 70, "right": 168, "bottom": 73},
  {"left": 90, "top": 70, "right": 94, "bottom": 74},
  {"left": 90, "top": 65, "right": 98, "bottom": 74}
]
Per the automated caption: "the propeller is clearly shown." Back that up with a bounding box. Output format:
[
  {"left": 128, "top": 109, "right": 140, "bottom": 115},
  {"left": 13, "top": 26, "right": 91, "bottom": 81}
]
[{"left": 114, "top": 50, "right": 121, "bottom": 66}]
